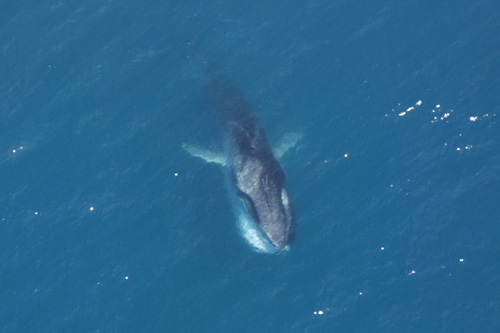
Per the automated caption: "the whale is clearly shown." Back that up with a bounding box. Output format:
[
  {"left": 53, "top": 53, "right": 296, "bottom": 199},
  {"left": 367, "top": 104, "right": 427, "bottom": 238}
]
[{"left": 183, "top": 63, "right": 301, "bottom": 252}]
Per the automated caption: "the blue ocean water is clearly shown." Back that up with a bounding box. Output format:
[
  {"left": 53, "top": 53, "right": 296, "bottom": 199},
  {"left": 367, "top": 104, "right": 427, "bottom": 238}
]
[{"left": 1, "top": 1, "right": 499, "bottom": 332}]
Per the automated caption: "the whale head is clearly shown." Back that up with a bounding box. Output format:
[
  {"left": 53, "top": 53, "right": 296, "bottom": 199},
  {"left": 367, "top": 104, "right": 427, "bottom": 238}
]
[{"left": 237, "top": 163, "right": 296, "bottom": 250}]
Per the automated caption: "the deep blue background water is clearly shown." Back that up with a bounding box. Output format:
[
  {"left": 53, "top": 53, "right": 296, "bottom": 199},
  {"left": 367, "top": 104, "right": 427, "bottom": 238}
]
[{"left": 1, "top": 1, "right": 499, "bottom": 332}]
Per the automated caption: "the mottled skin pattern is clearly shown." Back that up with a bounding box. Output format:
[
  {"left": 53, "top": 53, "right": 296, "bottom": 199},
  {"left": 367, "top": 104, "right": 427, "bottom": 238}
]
[{"left": 207, "top": 66, "right": 296, "bottom": 249}]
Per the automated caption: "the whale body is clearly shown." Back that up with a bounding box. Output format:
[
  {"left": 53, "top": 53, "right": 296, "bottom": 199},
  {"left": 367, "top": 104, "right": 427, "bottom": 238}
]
[{"left": 183, "top": 64, "right": 300, "bottom": 251}]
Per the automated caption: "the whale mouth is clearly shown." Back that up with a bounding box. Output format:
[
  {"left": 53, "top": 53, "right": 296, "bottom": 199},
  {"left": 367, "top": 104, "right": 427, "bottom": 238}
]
[{"left": 236, "top": 210, "right": 280, "bottom": 254}]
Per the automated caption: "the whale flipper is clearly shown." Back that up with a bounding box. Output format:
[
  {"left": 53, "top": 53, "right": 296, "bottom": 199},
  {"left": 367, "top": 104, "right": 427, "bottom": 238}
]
[
  {"left": 182, "top": 143, "right": 227, "bottom": 166},
  {"left": 273, "top": 132, "right": 303, "bottom": 160}
]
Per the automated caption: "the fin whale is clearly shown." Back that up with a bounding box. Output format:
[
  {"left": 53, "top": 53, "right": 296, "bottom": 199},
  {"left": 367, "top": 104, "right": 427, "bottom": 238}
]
[{"left": 183, "top": 63, "right": 301, "bottom": 251}]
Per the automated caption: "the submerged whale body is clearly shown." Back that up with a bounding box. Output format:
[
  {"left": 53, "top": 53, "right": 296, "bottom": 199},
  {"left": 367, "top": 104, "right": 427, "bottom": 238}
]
[{"left": 183, "top": 63, "right": 300, "bottom": 251}]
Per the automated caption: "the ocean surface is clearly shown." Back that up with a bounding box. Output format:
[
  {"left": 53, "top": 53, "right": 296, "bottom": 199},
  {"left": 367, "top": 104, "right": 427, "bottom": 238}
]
[{"left": 1, "top": 1, "right": 499, "bottom": 332}]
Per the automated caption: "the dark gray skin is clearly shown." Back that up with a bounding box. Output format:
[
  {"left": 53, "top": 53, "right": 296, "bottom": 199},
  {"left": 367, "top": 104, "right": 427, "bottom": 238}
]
[{"left": 206, "top": 66, "right": 296, "bottom": 250}]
